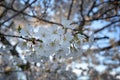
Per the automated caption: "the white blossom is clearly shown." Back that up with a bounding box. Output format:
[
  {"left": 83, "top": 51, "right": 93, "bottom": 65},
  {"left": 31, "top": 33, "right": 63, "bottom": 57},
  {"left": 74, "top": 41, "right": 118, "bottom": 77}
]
[{"left": 61, "top": 19, "right": 74, "bottom": 29}]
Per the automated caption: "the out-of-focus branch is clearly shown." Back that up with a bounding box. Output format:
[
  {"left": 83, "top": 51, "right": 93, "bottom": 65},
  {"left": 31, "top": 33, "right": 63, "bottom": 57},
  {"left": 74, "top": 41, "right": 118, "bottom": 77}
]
[
  {"left": 71, "top": 14, "right": 120, "bottom": 25},
  {"left": 0, "top": 31, "right": 43, "bottom": 56},
  {"left": 41, "top": 0, "right": 49, "bottom": 18},
  {"left": 0, "top": 9, "right": 7, "bottom": 19},
  {"left": 94, "top": 36, "right": 109, "bottom": 40},
  {"left": 97, "top": 7, "right": 116, "bottom": 18},
  {"left": 11, "top": 0, "right": 15, "bottom": 8},
  {"left": 1, "top": 0, "right": 119, "bottom": 29},
  {"left": 84, "top": 40, "right": 120, "bottom": 55},
  {"left": 0, "top": 3, "right": 63, "bottom": 27},
  {"left": 74, "top": 0, "right": 85, "bottom": 33},
  {"left": 87, "top": 1, "right": 96, "bottom": 16},
  {"left": 0, "top": 0, "right": 37, "bottom": 26},
  {"left": 95, "top": 40, "right": 120, "bottom": 51},
  {"left": 67, "top": 0, "right": 73, "bottom": 20},
  {"left": 79, "top": 0, "right": 84, "bottom": 21},
  {"left": 33, "top": 16, "right": 63, "bottom": 27},
  {"left": 0, "top": 32, "right": 43, "bottom": 43},
  {"left": 0, "top": 32, "right": 19, "bottom": 57},
  {"left": 95, "top": 1, "right": 110, "bottom": 7},
  {"left": 94, "top": 19, "right": 120, "bottom": 33}
]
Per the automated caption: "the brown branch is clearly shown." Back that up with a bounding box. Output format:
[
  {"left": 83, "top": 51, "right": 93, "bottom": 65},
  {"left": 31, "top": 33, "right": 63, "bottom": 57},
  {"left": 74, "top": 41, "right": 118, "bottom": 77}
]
[
  {"left": 0, "top": 3, "right": 63, "bottom": 27},
  {"left": 86, "top": 40, "right": 120, "bottom": 54},
  {"left": 67, "top": 0, "right": 73, "bottom": 20},
  {"left": 33, "top": 15, "right": 63, "bottom": 27},
  {"left": 0, "top": 32, "right": 43, "bottom": 43},
  {"left": 0, "top": 0, "right": 37, "bottom": 26},
  {"left": 0, "top": 32, "right": 19, "bottom": 57},
  {"left": 2, "top": 1, "right": 119, "bottom": 29},
  {"left": 87, "top": 1, "right": 96, "bottom": 16},
  {"left": 75, "top": 0, "right": 85, "bottom": 32},
  {"left": 94, "top": 36, "right": 109, "bottom": 40},
  {"left": 79, "top": 0, "right": 84, "bottom": 21},
  {"left": 71, "top": 14, "right": 120, "bottom": 25},
  {"left": 96, "top": 40, "right": 120, "bottom": 51},
  {"left": 95, "top": 1, "right": 110, "bottom": 7},
  {"left": 94, "top": 20, "right": 120, "bottom": 33},
  {"left": 0, "top": 8, "right": 7, "bottom": 19},
  {"left": 41, "top": 0, "right": 49, "bottom": 18},
  {"left": 98, "top": 7, "right": 116, "bottom": 18},
  {"left": 0, "top": 31, "right": 44, "bottom": 56},
  {"left": 11, "top": 0, "right": 15, "bottom": 8}
]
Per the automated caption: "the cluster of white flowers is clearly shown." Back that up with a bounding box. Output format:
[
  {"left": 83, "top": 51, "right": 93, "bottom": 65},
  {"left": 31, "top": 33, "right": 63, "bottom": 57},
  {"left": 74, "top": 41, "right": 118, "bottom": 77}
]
[{"left": 18, "top": 19, "right": 86, "bottom": 59}]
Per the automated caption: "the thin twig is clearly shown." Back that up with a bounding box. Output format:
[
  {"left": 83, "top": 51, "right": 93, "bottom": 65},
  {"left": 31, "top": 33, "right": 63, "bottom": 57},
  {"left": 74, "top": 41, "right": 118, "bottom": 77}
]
[
  {"left": 0, "top": 32, "right": 43, "bottom": 42},
  {"left": 79, "top": 0, "right": 84, "bottom": 20},
  {"left": 0, "top": 0, "right": 37, "bottom": 26},
  {"left": 71, "top": 15, "right": 120, "bottom": 25},
  {"left": 67, "top": 0, "right": 74, "bottom": 20},
  {"left": 94, "top": 40, "right": 120, "bottom": 51},
  {"left": 0, "top": 3, "right": 63, "bottom": 27},
  {"left": 0, "top": 32, "right": 20, "bottom": 57},
  {"left": 87, "top": 1, "right": 96, "bottom": 16},
  {"left": 94, "top": 20, "right": 120, "bottom": 33}
]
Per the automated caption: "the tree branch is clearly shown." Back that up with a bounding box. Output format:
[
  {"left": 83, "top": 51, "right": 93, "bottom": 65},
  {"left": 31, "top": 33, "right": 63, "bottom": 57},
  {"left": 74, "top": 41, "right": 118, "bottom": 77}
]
[
  {"left": 0, "top": 0, "right": 37, "bottom": 26},
  {"left": 87, "top": 1, "right": 96, "bottom": 16},
  {"left": 79, "top": 0, "right": 84, "bottom": 20},
  {"left": 0, "top": 3, "right": 63, "bottom": 27},
  {"left": 67, "top": 0, "right": 73, "bottom": 20},
  {"left": 94, "top": 19, "right": 120, "bottom": 33},
  {"left": 0, "top": 32, "right": 43, "bottom": 43},
  {"left": 96, "top": 40, "right": 120, "bottom": 51},
  {"left": 0, "top": 32, "right": 19, "bottom": 57}
]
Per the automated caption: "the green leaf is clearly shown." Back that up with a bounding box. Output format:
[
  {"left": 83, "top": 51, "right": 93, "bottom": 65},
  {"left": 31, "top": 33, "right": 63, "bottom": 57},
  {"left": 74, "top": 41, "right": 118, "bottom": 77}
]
[
  {"left": 17, "top": 25, "right": 22, "bottom": 33},
  {"left": 22, "top": 42, "right": 27, "bottom": 46},
  {"left": 31, "top": 38, "right": 36, "bottom": 41},
  {"left": 37, "top": 39, "right": 43, "bottom": 43},
  {"left": 17, "top": 62, "right": 30, "bottom": 71},
  {"left": 50, "top": 42, "right": 55, "bottom": 46},
  {"left": 52, "top": 30, "right": 57, "bottom": 34}
]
